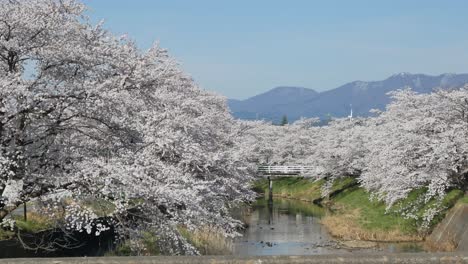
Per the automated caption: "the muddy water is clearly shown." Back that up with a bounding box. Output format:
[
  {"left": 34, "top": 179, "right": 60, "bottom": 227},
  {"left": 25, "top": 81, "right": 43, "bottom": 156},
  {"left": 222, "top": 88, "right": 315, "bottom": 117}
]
[{"left": 233, "top": 197, "right": 425, "bottom": 255}]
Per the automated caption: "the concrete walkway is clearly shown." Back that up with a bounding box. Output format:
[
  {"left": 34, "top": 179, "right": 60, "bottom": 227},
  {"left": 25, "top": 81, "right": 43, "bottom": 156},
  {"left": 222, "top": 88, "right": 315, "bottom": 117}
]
[{"left": 0, "top": 253, "right": 467, "bottom": 264}]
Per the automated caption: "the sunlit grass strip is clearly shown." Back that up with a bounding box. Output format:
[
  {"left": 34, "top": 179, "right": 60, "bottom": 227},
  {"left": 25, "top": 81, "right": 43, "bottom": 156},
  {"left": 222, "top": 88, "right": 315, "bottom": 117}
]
[
  {"left": 13, "top": 212, "right": 54, "bottom": 233},
  {"left": 321, "top": 187, "right": 464, "bottom": 242},
  {"left": 321, "top": 208, "right": 424, "bottom": 242}
]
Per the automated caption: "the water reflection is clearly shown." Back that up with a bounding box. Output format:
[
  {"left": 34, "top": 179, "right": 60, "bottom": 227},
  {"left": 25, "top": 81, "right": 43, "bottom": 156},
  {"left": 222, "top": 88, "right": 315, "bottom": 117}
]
[
  {"left": 0, "top": 229, "right": 115, "bottom": 258},
  {"left": 234, "top": 197, "right": 339, "bottom": 255},
  {"left": 233, "top": 197, "right": 425, "bottom": 256}
]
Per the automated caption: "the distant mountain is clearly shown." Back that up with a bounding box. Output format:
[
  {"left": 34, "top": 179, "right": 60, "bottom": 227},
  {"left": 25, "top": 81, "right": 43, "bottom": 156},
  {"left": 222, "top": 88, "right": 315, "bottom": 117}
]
[
  {"left": 228, "top": 86, "right": 318, "bottom": 121},
  {"left": 228, "top": 73, "right": 468, "bottom": 122}
]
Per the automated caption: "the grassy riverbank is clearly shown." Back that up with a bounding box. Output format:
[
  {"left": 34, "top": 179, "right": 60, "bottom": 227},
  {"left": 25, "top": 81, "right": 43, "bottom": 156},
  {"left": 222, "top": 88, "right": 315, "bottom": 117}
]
[
  {"left": 179, "top": 226, "right": 232, "bottom": 255},
  {"left": 253, "top": 177, "right": 466, "bottom": 242},
  {"left": 105, "top": 227, "right": 231, "bottom": 256},
  {"left": 0, "top": 211, "right": 53, "bottom": 240},
  {"left": 323, "top": 187, "right": 463, "bottom": 242}
]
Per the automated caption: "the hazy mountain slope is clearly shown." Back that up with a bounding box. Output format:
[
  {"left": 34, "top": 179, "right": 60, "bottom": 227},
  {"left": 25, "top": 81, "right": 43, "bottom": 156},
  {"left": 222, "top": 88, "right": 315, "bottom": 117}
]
[
  {"left": 229, "top": 73, "right": 468, "bottom": 122},
  {"left": 298, "top": 73, "right": 468, "bottom": 119},
  {"left": 228, "top": 86, "right": 318, "bottom": 121}
]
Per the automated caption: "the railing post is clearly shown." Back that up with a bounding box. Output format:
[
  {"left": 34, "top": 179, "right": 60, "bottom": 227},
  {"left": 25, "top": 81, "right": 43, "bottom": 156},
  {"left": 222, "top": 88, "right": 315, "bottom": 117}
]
[
  {"left": 268, "top": 176, "right": 273, "bottom": 204},
  {"left": 23, "top": 202, "right": 27, "bottom": 221}
]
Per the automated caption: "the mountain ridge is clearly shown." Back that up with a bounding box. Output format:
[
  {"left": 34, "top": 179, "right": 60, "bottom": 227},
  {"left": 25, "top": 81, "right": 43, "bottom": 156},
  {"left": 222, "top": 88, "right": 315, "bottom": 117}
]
[{"left": 228, "top": 73, "right": 468, "bottom": 122}]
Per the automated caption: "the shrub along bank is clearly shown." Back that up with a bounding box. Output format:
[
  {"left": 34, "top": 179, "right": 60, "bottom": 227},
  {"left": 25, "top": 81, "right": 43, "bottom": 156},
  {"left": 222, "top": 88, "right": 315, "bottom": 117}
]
[{"left": 253, "top": 177, "right": 466, "bottom": 242}]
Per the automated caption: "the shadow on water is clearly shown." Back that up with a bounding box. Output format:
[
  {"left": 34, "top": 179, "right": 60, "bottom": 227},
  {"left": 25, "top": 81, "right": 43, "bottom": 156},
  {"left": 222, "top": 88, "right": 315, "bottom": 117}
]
[
  {"left": 233, "top": 196, "right": 425, "bottom": 256},
  {"left": 0, "top": 228, "right": 116, "bottom": 258}
]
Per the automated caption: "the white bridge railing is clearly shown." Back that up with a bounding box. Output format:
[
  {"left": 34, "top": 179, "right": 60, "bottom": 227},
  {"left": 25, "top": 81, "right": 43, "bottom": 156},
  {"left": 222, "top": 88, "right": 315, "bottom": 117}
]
[{"left": 257, "top": 165, "right": 314, "bottom": 176}]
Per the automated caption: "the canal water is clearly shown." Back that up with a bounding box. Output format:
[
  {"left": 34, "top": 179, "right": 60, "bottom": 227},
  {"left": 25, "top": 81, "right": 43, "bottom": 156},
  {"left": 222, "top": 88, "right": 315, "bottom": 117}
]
[{"left": 233, "top": 197, "right": 424, "bottom": 255}]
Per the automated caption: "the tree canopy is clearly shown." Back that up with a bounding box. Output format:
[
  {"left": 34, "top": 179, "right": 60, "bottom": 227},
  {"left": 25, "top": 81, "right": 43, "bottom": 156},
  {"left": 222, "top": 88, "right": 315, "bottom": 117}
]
[
  {"left": 0, "top": 0, "right": 255, "bottom": 254},
  {"left": 244, "top": 89, "right": 468, "bottom": 228}
]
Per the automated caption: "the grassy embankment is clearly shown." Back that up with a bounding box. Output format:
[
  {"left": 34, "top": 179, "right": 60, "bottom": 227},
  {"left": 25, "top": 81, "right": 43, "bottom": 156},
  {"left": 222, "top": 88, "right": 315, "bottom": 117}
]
[
  {"left": 252, "top": 177, "right": 357, "bottom": 203},
  {"left": 0, "top": 199, "right": 227, "bottom": 256},
  {"left": 179, "top": 226, "right": 232, "bottom": 255},
  {"left": 459, "top": 195, "right": 468, "bottom": 204},
  {"left": 105, "top": 230, "right": 162, "bottom": 256},
  {"left": 0, "top": 198, "right": 115, "bottom": 241},
  {"left": 253, "top": 177, "right": 466, "bottom": 242},
  {"left": 105, "top": 227, "right": 231, "bottom": 256},
  {"left": 0, "top": 211, "right": 54, "bottom": 240}
]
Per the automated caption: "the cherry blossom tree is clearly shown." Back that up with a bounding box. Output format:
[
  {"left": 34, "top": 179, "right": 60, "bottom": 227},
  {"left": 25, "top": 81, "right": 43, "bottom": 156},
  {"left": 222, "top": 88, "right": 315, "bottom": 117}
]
[
  {"left": 242, "top": 88, "right": 468, "bottom": 227},
  {"left": 361, "top": 89, "right": 468, "bottom": 215},
  {"left": 2, "top": 0, "right": 467, "bottom": 253},
  {"left": 0, "top": 0, "right": 255, "bottom": 254}
]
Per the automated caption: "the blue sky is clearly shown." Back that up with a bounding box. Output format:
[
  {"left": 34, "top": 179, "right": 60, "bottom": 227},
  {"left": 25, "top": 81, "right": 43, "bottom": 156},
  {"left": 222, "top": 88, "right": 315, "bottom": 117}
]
[{"left": 83, "top": 0, "right": 468, "bottom": 99}]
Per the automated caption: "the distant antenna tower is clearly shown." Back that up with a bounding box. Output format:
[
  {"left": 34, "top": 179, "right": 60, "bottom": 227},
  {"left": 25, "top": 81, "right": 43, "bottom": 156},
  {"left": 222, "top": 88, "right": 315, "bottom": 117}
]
[{"left": 348, "top": 104, "right": 353, "bottom": 121}]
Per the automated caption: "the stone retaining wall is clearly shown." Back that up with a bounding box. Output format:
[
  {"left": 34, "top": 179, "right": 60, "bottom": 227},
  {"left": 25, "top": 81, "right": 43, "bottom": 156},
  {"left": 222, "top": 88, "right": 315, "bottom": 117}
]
[{"left": 427, "top": 203, "right": 468, "bottom": 251}]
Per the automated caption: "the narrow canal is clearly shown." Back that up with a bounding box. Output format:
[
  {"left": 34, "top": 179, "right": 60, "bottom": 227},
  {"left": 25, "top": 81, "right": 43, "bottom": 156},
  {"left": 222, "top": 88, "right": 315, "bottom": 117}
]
[{"left": 0, "top": 196, "right": 425, "bottom": 258}]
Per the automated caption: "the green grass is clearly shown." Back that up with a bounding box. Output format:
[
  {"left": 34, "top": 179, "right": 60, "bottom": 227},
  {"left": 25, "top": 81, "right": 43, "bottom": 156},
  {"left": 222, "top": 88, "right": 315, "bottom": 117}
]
[
  {"left": 252, "top": 176, "right": 357, "bottom": 202},
  {"left": 104, "top": 231, "right": 160, "bottom": 256},
  {"left": 178, "top": 226, "right": 231, "bottom": 255},
  {"left": 82, "top": 199, "right": 116, "bottom": 217},
  {"left": 332, "top": 187, "right": 464, "bottom": 235},
  {"left": 178, "top": 226, "right": 192, "bottom": 242},
  {"left": 0, "top": 213, "right": 53, "bottom": 241},
  {"left": 141, "top": 231, "right": 160, "bottom": 255},
  {"left": 14, "top": 220, "right": 49, "bottom": 233},
  {"left": 12, "top": 213, "right": 53, "bottom": 233},
  {"left": 333, "top": 187, "right": 419, "bottom": 234},
  {"left": 0, "top": 229, "right": 15, "bottom": 240},
  {"left": 253, "top": 177, "right": 324, "bottom": 202},
  {"left": 331, "top": 177, "right": 357, "bottom": 191},
  {"left": 420, "top": 189, "right": 464, "bottom": 228},
  {"left": 458, "top": 195, "right": 468, "bottom": 204}
]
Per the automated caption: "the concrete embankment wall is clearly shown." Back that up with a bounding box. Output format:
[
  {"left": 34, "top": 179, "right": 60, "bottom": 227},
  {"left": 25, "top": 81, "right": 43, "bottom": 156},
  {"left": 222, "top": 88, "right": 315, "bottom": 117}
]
[
  {"left": 0, "top": 254, "right": 468, "bottom": 264},
  {"left": 427, "top": 203, "right": 468, "bottom": 251}
]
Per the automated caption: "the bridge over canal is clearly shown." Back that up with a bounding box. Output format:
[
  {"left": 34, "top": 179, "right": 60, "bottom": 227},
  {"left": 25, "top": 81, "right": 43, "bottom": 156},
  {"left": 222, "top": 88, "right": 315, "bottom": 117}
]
[
  {"left": 257, "top": 165, "right": 315, "bottom": 177},
  {"left": 257, "top": 165, "right": 316, "bottom": 201}
]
